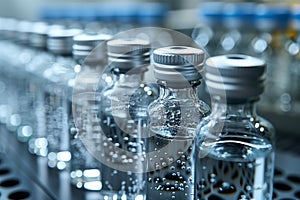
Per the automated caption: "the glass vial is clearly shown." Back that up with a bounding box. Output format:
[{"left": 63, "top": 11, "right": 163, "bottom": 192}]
[
  {"left": 27, "top": 22, "right": 55, "bottom": 156},
  {"left": 0, "top": 18, "right": 19, "bottom": 125},
  {"left": 44, "top": 28, "right": 82, "bottom": 170},
  {"left": 99, "top": 39, "right": 153, "bottom": 199},
  {"left": 195, "top": 54, "right": 275, "bottom": 200},
  {"left": 7, "top": 20, "right": 36, "bottom": 141},
  {"left": 70, "top": 33, "right": 111, "bottom": 190},
  {"left": 147, "top": 46, "right": 210, "bottom": 200}
]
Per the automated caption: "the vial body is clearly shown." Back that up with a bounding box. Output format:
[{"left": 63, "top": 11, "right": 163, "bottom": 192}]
[
  {"left": 147, "top": 85, "right": 209, "bottom": 200},
  {"left": 195, "top": 54, "right": 275, "bottom": 200},
  {"left": 99, "top": 72, "right": 153, "bottom": 199},
  {"left": 44, "top": 56, "right": 75, "bottom": 170},
  {"left": 70, "top": 67, "right": 106, "bottom": 190},
  {"left": 195, "top": 113, "right": 274, "bottom": 200}
]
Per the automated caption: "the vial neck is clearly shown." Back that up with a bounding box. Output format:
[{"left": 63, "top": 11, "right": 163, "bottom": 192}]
[
  {"left": 158, "top": 82, "right": 198, "bottom": 100},
  {"left": 212, "top": 99, "right": 257, "bottom": 118},
  {"left": 111, "top": 68, "right": 144, "bottom": 85}
]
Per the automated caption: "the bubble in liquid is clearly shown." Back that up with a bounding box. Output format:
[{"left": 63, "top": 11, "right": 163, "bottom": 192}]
[
  {"left": 154, "top": 177, "right": 163, "bottom": 184},
  {"left": 186, "top": 167, "right": 191, "bottom": 175},
  {"left": 155, "top": 163, "right": 160, "bottom": 170},
  {"left": 245, "top": 185, "right": 252, "bottom": 191},
  {"left": 197, "top": 179, "right": 206, "bottom": 190},
  {"left": 168, "top": 157, "right": 175, "bottom": 163},
  {"left": 218, "top": 182, "right": 236, "bottom": 194}
]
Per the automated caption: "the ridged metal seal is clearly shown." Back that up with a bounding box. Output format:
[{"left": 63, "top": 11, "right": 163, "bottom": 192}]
[
  {"left": 72, "top": 33, "right": 112, "bottom": 63},
  {"left": 29, "top": 22, "right": 49, "bottom": 49},
  {"left": 0, "top": 18, "right": 18, "bottom": 40},
  {"left": 152, "top": 46, "right": 205, "bottom": 86},
  {"left": 16, "top": 20, "right": 33, "bottom": 44},
  {"left": 205, "top": 54, "right": 266, "bottom": 100},
  {"left": 47, "top": 28, "right": 82, "bottom": 55},
  {"left": 107, "top": 39, "right": 150, "bottom": 70}
]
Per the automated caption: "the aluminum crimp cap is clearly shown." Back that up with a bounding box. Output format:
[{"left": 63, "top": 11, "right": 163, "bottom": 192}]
[
  {"left": 29, "top": 22, "right": 49, "bottom": 48},
  {"left": 107, "top": 38, "right": 150, "bottom": 70},
  {"left": 73, "top": 33, "right": 112, "bottom": 62},
  {"left": 47, "top": 28, "right": 82, "bottom": 55},
  {"left": 16, "top": 20, "right": 33, "bottom": 44},
  {"left": 152, "top": 46, "right": 205, "bottom": 85},
  {"left": 205, "top": 54, "right": 266, "bottom": 100}
]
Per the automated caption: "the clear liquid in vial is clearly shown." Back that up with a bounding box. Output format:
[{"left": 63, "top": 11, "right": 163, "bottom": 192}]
[
  {"left": 147, "top": 134, "right": 195, "bottom": 200},
  {"left": 195, "top": 135, "right": 274, "bottom": 200},
  {"left": 99, "top": 114, "right": 146, "bottom": 199}
]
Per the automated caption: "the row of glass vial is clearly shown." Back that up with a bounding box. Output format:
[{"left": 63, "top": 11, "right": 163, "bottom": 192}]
[
  {"left": 0, "top": 19, "right": 104, "bottom": 191},
  {"left": 0, "top": 19, "right": 275, "bottom": 199},
  {"left": 193, "top": 2, "right": 300, "bottom": 114}
]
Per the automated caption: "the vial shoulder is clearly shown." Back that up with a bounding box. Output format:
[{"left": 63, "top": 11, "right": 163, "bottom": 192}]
[
  {"left": 195, "top": 117, "right": 275, "bottom": 161},
  {"left": 196, "top": 114, "right": 275, "bottom": 144},
  {"left": 149, "top": 96, "right": 210, "bottom": 112}
]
